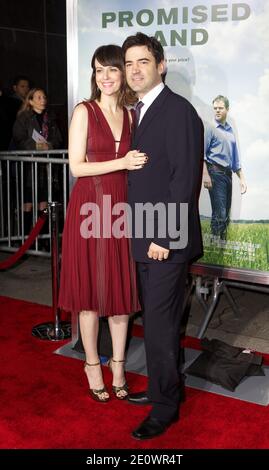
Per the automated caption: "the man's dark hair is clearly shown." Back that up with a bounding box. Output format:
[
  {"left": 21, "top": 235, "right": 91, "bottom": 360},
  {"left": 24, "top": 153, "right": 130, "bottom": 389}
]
[
  {"left": 122, "top": 32, "right": 164, "bottom": 65},
  {"left": 13, "top": 75, "right": 30, "bottom": 86},
  {"left": 212, "top": 95, "right": 229, "bottom": 109}
]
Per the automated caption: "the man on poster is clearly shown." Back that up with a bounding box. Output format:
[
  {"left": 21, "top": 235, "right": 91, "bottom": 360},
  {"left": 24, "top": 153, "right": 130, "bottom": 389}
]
[{"left": 203, "top": 95, "right": 247, "bottom": 240}]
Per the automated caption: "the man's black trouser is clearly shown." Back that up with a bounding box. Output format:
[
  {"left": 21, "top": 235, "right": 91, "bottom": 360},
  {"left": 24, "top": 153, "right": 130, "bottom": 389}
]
[{"left": 137, "top": 261, "right": 188, "bottom": 423}]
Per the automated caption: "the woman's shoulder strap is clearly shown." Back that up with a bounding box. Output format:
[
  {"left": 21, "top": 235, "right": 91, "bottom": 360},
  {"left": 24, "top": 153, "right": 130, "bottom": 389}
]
[{"left": 81, "top": 100, "right": 99, "bottom": 122}]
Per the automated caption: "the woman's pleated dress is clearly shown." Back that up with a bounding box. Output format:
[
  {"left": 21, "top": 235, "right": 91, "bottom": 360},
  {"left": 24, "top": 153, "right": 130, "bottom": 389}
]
[{"left": 58, "top": 101, "right": 141, "bottom": 316}]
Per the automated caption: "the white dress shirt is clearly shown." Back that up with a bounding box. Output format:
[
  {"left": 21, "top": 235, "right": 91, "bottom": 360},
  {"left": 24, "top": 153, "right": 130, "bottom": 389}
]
[{"left": 138, "top": 82, "right": 165, "bottom": 125}]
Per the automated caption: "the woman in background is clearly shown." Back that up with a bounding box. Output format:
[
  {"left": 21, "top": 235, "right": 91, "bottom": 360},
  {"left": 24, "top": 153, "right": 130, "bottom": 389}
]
[{"left": 13, "top": 88, "right": 62, "bottom": 234}]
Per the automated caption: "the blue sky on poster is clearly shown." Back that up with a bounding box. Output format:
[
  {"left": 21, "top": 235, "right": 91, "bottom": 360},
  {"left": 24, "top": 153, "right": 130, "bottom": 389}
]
[{"left": 76, "top": 0, "right": 269, "bottom": 220}]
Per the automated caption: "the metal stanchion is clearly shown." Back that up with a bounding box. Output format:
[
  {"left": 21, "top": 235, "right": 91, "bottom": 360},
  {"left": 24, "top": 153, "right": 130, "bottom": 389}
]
[{"left": 32, "top": 202, "right": 71, "bottom": 340}]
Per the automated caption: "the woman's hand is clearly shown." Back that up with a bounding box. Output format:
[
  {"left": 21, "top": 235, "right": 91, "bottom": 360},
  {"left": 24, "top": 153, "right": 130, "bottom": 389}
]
[
  {"left": 36, "top": 142, "right": 49, "bottom": 151},
  {"left": 121, "top": 150, "right": 148, "bottom": 171}
]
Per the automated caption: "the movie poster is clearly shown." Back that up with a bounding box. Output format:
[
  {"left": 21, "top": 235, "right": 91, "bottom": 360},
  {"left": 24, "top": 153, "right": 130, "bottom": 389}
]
[{"left": 68, "top": 0, "right": 269, "bottom": 273}]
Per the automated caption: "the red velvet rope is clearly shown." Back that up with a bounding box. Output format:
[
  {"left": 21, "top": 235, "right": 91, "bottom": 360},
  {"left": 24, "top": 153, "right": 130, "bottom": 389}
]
[{"left": 0, "top": 211, "right": 48, "bottom": 270}]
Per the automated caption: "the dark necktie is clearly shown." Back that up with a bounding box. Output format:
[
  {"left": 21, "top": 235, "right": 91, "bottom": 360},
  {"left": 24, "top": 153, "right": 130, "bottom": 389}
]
[{"left": 135, "top": 101, "right": 144, "bottom": 128}]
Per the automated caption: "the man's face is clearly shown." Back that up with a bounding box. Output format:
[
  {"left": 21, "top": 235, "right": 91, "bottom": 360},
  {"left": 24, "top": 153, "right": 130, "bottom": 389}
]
[
  {"left": 13, "top": 80, "right": 30, "bottom": 100},
  {"left": 125, "top": 45, "right": 164, "bottom": 99},
  {"left": 213, "top": 100, "right": 228, "bottom": 124}
]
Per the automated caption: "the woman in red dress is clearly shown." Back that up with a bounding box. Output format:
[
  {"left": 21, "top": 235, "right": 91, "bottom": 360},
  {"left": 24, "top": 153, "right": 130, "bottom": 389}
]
[{"left": 58, "top": 45, "right": 147, "bottom": 402}]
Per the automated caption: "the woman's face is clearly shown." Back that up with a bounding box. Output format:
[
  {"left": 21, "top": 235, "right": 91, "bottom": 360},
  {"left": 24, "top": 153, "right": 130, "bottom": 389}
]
[
  {"left": 94, "top": 59, "right": 122, "bottom": 97},
  {"left": 30, "top": 90, "right": 47, "bottom": 113}
]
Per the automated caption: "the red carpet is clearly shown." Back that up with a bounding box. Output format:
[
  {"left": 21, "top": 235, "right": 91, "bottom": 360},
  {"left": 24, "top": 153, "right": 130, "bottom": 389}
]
[{"left": 1, "top": 295, "right": 269, "bottom": 449}]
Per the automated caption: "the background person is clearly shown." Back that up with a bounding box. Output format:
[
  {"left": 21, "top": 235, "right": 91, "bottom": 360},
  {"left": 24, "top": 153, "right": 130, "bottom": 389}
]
[
  {"left": 12, "top": 88, "right": 62, "bottom": 238},
  {"left": 9, "top": 75, "right": 31, "bottom": 143},
  {"left": 11, "top": 75, "right": 30, "bottom": 110}
]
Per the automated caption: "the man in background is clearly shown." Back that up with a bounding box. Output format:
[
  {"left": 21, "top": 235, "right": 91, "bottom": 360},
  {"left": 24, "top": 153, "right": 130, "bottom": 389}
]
[{"left": 11, "top": 75, "right": 30, "bottom": 110}]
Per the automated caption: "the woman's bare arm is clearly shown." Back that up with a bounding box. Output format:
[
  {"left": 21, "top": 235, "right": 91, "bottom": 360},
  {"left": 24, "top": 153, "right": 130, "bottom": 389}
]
[{"left": 69, "top": 104, "right": 147, "bottom": 177}]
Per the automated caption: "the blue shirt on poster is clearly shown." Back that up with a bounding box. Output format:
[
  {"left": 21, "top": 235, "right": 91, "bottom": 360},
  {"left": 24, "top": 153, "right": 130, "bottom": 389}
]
[{"left": 204, "top": 120, "right": 241, "bottom": 172}]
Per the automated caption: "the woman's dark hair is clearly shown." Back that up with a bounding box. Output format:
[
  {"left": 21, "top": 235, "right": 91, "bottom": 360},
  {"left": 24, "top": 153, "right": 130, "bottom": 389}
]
[
  {"left": 90, "top": 44, "right": 136, "bottom": 106},
  {"left": 122, "top": 32, "right": 164, "bottom": 65}
]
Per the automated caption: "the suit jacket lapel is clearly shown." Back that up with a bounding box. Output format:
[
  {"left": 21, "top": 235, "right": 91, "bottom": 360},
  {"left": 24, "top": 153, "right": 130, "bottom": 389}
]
[{"left": 133, "top": 86, "right": 171, "bottom": 146}]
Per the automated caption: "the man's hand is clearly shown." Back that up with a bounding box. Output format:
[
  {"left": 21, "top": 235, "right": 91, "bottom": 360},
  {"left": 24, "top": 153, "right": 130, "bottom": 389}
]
[
  {"left": 240, "top": 180, "right": 247, "bottom": 194},
  {"left": 236, "top": 169, "right": 247, "bottom": 194},
  {"left": 147, "top": 242, "right": 169, "bottom": 261},
  {"left": 203, "top": 162, "right": 212, "bottom": 189},
  {"left": 203, "top": 173, "right": 212, "bottom": 189}
]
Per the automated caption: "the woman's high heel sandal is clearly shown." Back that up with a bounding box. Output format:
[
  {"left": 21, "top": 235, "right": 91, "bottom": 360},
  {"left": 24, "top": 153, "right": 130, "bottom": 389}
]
[
  {"left": 108, "top": 358, "right": 129, "bottom": 400},
  {"left": 84, "top": 361, "right": 110, "bottom": 403}
]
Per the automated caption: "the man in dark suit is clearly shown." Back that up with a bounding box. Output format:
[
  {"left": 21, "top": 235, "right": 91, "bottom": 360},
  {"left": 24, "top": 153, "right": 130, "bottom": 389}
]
[{"left": 122, "top": 33, "right": 203, "bottom": 440}]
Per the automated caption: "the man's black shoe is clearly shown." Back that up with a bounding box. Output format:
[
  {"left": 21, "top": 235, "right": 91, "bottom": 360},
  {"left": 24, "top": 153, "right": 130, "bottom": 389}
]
[
  {"left": 132, "top": 415, "right": 177, "bottom": 440},
  {"left": 127, "top": 385, "right": 185, "bottom": 405},
  {"left": 127, "top": 391, "right": 151, "bottom": 405}
]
